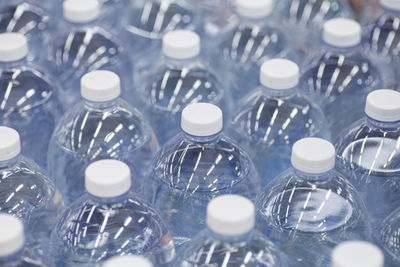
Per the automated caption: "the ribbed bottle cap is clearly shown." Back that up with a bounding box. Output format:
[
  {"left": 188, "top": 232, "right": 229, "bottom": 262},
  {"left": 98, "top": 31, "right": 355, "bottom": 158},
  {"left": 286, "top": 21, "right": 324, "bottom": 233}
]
[
  {"left": 0, "top": 126, "right": 21, "bottom": 161},
  {"left": 260, "top": 59, "right": 299, "bottom": 89},
  {"left": 85, "top": 160, "right": 131, "bottom": 198},
  {"left": 380, "top": 0, "right": 400, "bottom": 11},
  {"left": 235, "top": 0, "right": 274, "bottom": 19},
  {"left": 207, "top": 195, "right": 255, "bottom": 236},
  {"left": 323, "top": 18, "right": 361, "bottom": 48},
  {"left": 291, "top": 138, "right": 335, "bottom": 174},
  {"left": 181, "top": 103, "right": 223, "bottom": 136},
  {"left": 0, "top": 214, "right": 24, "bottom": 257},
  {"left": 63, "top": 0, "right": 100, "bottom": 23},
  {"left": 103, "top": 255, "right": 153, "bottom": 267},
  {"left": 332, "top": 241, "right": 384, "bottom": 267},
  {"left": 365, "top": 89, "right": 400, "bottom": 122},
  {"left": 0, "top": 33, "right": 28, "bottom": 62},
  {"left": 81, "top": 70, "right": 121, "bottom": 102},
  {"left": 162, "top": 30, "right": 200, "bottom": 59}
]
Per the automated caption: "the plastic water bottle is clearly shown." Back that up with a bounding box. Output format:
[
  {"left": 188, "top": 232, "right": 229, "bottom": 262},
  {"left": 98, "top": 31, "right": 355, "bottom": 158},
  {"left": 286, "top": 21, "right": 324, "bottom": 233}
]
[
  {"left": 148, "top": 103, "right": 260, "bottom": 247},
  {"left": 379, "top": 207, "right": 400, "bottom": 266},
  {"left": 214, "top": 0, "right": 299, "bottom": 99},
  {"left": 136, "top": 30, "right": 231, "bottom": 145},
  {"left": 229, "top": 59, "right": 330, "bottom": 185},
  {"left": 50, "top": 159, "right": 175, "bottom": 266},
  {"left": 174, "top": 195, "right": 288, "bottom": 266},
  {"left": 44, "top": 0, "right": 132, "bottom": 109},
  {"left": 0, "top": 126, "right": 64, "bottom": 263},
  {"left": 361, "top": 0, "right": 400, "bottom": 89},
  {"left": 332, "top": 241, "right": 384, "bottom": 267},
  {"left": 0, "top": 32, "right": 61, "bottom": 169},
  {"left": 103, "top": 255, "right": 153, "bottom": 267},
  {"left": 256, "top": 137, "right": 371, "bottom": 267},
  {"left": 48, "top": 70, "right": 158, "bottom": 204},
  {"left": 0, "top": 214, "right": 47, "bottom": 266},
  {"left": 300, "top": 18, "right": 383, "bottom": 139},
  {"left": 335, "top": 89, "right": 400, "bottom": 234}
]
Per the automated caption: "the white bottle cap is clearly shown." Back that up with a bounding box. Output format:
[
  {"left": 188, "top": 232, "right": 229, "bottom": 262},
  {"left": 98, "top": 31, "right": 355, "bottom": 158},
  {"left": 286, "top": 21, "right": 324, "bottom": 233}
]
[
  {"left": 260, "top": 59, "right": 299, "bottom": 90},
  {"left": 323, "top": 18, "right": 361, "bottom": 48},
  {"left": 380, "top": 0, "right": 400, "bottom": 11},
  {"left": 81, "top": 70, "right": 121, "bottom": 102},
  {"left": 85, "top": 160, "right": 131, "bottom": 198},
  {"left": 235, "top": 0, "right": 274, "bottom": 19},
  {"left": 162, "top": 30, "right": 200, "bottom": 60},
  {"left": 207, "top": 195, "right": 255, "bottom": 236},
  {"left": 0, "top": 33, "right": 28, "bottom": 62},
  {"left": 365, "top": 89, "right": 400, "bottom": 122},
  {"left": 103, "top": 255, "right": 153, "bottom": 267},
  {"left": 0, "top": 214, "right": 25, "bottom": 257},
  {"left": 181, "top": 103, "right": 223, "bottom": 137},
  {"left": 0, "top": 126, "right": 21, "bottom": 161},
  {"left": 291, "top": 137, "right": 335, "bottom": 174},
  {"left": 63, "top": 0, "right": 101, "bottom": 23},
  {"left": 332, "top": 241, "right": 384, "bottom": 267}
]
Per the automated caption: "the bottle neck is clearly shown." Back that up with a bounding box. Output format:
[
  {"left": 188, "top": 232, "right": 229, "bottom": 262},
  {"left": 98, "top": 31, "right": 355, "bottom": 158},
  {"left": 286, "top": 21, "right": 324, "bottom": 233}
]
[
  {"left": 261, "top": 85, "right": 296, "bottom": 98},
  {"left": 293, "top": 168, "right": 333, "bottom": 182},
  {"left": 323, "top": 42, "right": 359, "bottom": 55},
  {"left": 164, "top": 55, "right": 199, "bottom": 69},
  {"left": 0, "top": 249, "right": 24, "bottom": 264},
  {"left": 0, "top": 58, "right": 27, "bottom": 69},
  {"left": 0, "top": 156, "right": 19, "bottom": 170},
  {"left": 83, "top": 98, "right": 119, "bottom": 110},
  {"left": 237, "top": 14, "right": 271, "bottom": 26},
  {"left": 366, "top": 116, "right": 400, "bottom": 131},
  {"left": 183, "top": 132, "right": 222, "bottom": 143},
  {"left": 88, "top": 191, "right": 130, "bottom": 204},
  {"left": 381, "top": 5, "right": 400, "bottom": 16},
  {"left": 208, "top": 228, "right": 253, "bottom": 243}
]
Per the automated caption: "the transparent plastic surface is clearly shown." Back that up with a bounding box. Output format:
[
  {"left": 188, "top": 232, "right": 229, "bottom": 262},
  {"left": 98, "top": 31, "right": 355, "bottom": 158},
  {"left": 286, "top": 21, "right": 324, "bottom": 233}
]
[
  {"left": 148, "top": 132, "right": 260, "bottom": 247},
  {"left": 378, "top": 207, "right": 400, "bottom": 267},
  {"left": 256, "top": 168, "right": 371, "bottom": 267},
  {"left": 50, "top": 192, "right": 175, "bottom": 266},
  {"left": 0, "top": 246, "right": 47, "bottom": 266},
  {"left": 47, "top": 99, "right": 158, "bottom": 204},
  {"left": 229, "top": 87, "right": 330, "bottom": 186}
]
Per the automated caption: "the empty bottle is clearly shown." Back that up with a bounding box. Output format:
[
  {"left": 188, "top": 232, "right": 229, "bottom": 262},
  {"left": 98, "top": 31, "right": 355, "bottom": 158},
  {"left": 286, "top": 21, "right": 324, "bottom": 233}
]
[
  {"left": 379, "top": 207, "right": 400, "bottom": 266},
  {"left": 44, "top": 0, "right": 132, "bottom": 109},
  {"left": 335, "top": 89, "right": 400, "bottom": 233},
  {"left": 0, "top": 126, "right": 64, "bottom": 263},
  {"left": 50, "top": 159, "right": 175, "bottom": 266},
  {"left": 0, "top": 214, "right": 47, "bottom": 266},
  {"left": 174, "top": 194, "right": 288, "bottom": 266},
  {"left": 148, "top": 103, "right": 260, "bottom": 247},
  {"left": 136, "top": 30, "right": 230, "bottom": 144},
  {"left": 0, "top": 32, "right": 61, "bottom": 169},
  {"left": 331, "top": 241, "right": 384, "bottom": 267},
  {"left": 300, "top": 18, "right": 382, "bottom": 138},
  {"left": 103, "top": 255, "right": 153, "bottom": 267},
  {"left": 48, "top": 70, "right": 158, "bottom": 204},
  {"left": 215, "top": 0, "right": 299, "bottom": 99},
  {"left": 229, "top": 58, "right": 330, "bottom": 185},
  {"left": 256, "top": 137, "right": 370, "bottom": 267}
]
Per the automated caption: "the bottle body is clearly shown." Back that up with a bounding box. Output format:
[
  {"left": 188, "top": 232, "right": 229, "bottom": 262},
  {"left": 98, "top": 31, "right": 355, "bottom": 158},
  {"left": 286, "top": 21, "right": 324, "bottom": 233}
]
[{"left": 378, "top": 206, "right": 400, "bottom": 266}]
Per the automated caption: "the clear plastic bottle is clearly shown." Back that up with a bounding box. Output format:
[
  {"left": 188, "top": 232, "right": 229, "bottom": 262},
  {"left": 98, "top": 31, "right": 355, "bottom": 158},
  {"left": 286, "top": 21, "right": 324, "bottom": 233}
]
[
  {"left": 148, "top": 103, "right": 260, "bottom": 247},
  {"left": 215, "top": 0, "right": 299, "bottom": 99},
  {"left": 173, "top": 194, "right": 288, "bottom": 266},
  {"left": 256, "top": 137, "right": 371, "bottom": 267},
  {"left": 103, "top": 255, "right": 153, "bottom": 267},
  {"left": 331, "top": 241, "right": 384, "bottom": 267},
  {"left": 379, "top": 207, "right": 400, "bottom": 266},
  {"left": 50, "top": 160, "right": 175, "bottom": 266},
  {"left": 0, "top": 126, "right": 64, "bottom": 264},
  {"left": 335, "top": 89, "right": 400, "bottom": 233},
  {"left": 136, "top": 30, "right": 231, "bottom": 145},
  {"left": 48, "top": 70, "right": 158, "bottom": 204},
  {"left": 229, "top": 58, "right": 330, "bottom": 186},
  {"left": 300, "top": 18, "right": 383, "bottom": 139},
  {"left": 0, "top": 32, "right": 61, "bottom": 169},
  {"left": 44, "top": 0, "right": 132, "bottom": 109}
]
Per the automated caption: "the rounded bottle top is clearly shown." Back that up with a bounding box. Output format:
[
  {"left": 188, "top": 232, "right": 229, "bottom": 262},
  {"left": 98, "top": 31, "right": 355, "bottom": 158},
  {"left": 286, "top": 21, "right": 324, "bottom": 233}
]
[
  {"left": 85, "top": 159, "right": 131, "bottom": 198},
  {"left": 380, "top": 0, "right": 400, "bottom": 11},
  {"left": 323, "top": 18, "right": 361, "bottom": 48},
  {"left": 291, "top": 137, "right": 335, "bottom": 174},
  {"left": 181, "top": 103, "right": 223, "bottom": 137},
  {"left": 260, "top": 58, "right": 299, "bottom": 89},
  {"left": 206, "top": 195, "right": 255, "bottom": 236},
  {"left": 365, "top": 89, "right": 400, "bottom": 122},
  {"left": 103, "top": 255, "right": 153, "bottom": 267},
  {"left": 235, "top": 0, "right": 273, "bottom": 19},
  {"left": 0, "top": 214, "right": 24, "bottom": 257},
  {"left": 63, "top": 0, "right": 101, "bottom": 23},
  {"left": 162, "top": 30, "right": 201, "bottom": 60},
  {"left": 332, "top": 241, "right": 384, "bottom": 267},
  {"left": 81, "top": 70, "right": 121, "bottom": 102},
  {"left": 0, "top": 126, "right": 21, "bottom": 162},
  {"left": 0, "top": 33, "right": 28, "bottom": 62}
]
